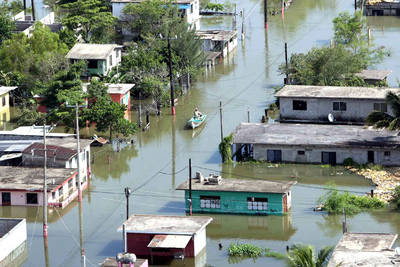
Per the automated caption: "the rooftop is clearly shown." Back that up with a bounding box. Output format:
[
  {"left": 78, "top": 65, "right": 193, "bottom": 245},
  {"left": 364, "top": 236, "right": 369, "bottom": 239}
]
[
  {"left": 111, "top": 0, "right": 195, "bottom": 4},
  {"left": 275, "top": 85, "right": 400, "bottom": 99},
  {"left": 118, "top": 214, "right": 213, "bottom": 235},
  {"left": 328, "top": 233, "right": 399, "bottom": 267},
  {"left": 0, "top": 86, "right": 17, "bottom": 96},
  {"left": 0, "top": 218, "right": 25, "bottom": 238},
  {"left": 21, "top": 139, "right": 93, "bottom": 159},
  {"left": 0, "top": 167, "right": 76, "bottom": 191},
  {"left": 177, "top": 177, "right": 296, "bottom": 193},
  {"left": 355, "top": 69, "right": 392, "bottom": 81},
  {"left": 66, "top": 43, "right": 122, "bottom": 60},
  {"left": 82, "top": 83, "right": 135, "bottom": 95},
  {"left": 196, "top": 30, "right": 238, "bottom": 41},
  {"left": 233, "top": 123, "right": 400, "bottom": 149}
]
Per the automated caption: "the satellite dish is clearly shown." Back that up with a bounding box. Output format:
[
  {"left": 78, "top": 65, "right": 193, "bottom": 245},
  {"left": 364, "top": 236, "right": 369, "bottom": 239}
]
[{"left": 328, "top": 113, "right": 335, "bottom": 123}]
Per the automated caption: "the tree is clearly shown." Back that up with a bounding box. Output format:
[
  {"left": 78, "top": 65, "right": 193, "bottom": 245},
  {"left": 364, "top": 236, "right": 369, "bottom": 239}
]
[
  {"left": 87, "top": 79, "right": 108, "bottom": 100},
  {"left": 286, "top": 244, "right": 334, "bottom": 267},
  {"left": 0, "top": 14, "right": 15, "bottom": 45},
  {"left": 366, "top": 91, "right": 400, "bottom": 130},
  {"left": 61, "top": 0, "right": 116, "bottom": 43}
]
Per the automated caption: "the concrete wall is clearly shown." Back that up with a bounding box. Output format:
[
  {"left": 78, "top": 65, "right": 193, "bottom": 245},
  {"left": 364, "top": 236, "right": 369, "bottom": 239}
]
[
  {"left": 185, "top": 190, "right": 285, "bottom": 215},
  {"left": 0, "top": 218, "right": 26, "bottom": 263},
  {"left": 0, "top": 92, "right": 10, "bottom": 127},
  {"left": 252, "top": 144, "right": 400, "bottom": 166},
  {"left": 279, "top": 97, "right": 393, "bottom": 123},
  {"left": 193, "top": 228, "right": 206, "bottom": 256}
]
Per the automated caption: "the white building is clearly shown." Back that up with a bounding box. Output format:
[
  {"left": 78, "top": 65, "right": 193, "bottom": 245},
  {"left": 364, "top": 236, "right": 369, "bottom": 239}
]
[
  {"left": 233, "top": 122, "right": 400, "bottom": 166},
  {"left": 275, "top": 85, "right": 400, "bottom": 124},
  {"left": 0, "top": 218, "right": 27, "bottom": 266},
  {"left": 66, "top": 43, "right": 123, "bottom": 76},
  {"left": 196, "top": 30, "right": 238, "bottom": 58}
]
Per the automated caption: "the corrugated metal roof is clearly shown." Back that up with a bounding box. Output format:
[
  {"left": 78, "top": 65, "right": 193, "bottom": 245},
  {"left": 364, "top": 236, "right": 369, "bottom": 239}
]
[{"left": 148, "top": 235, "right": 192, "bottom": 249}]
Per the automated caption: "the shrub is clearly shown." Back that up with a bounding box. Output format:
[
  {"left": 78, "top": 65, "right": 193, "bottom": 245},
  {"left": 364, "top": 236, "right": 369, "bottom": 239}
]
[
  {"left": 319, "top": 184, "right": 385, "bottom": 215},
  {"left": 219, "top": 134, "right": 233, "bottom": 163},
  {"left": 343, "top": 157, "right": 357, "bottom": 167},
  {"left": 228, "top": 243, "right": 264, "bottom": 257},
  {"left": 392, "top": 185, "right": 400, "bottom": 211},
  {"left": 265, "top": 249, "right": 286, "bottom": 259}
]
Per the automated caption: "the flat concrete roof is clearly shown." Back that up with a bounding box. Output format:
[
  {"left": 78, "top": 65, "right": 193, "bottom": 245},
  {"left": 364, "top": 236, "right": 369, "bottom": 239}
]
[
  {"left": 0, "top": 167, "right": 77, "bottom": 191},
  {"left": 233, "top": 123, "right": 400, "bottom": 149},
  {"left": 196, "top": 30, "right": 238, "bottom": 41},
  {"left": 82, "top": 83, "right": 135, "bottom": 95},
  {"left": 66, "top": 43, "right": 122, "bottom": 60},
  {"left": 177, "top": 177, "right": 296, "bottom": 193},
  {"left": 275, "top": 85, "right": 400, "bottom": 100},
  {"left": 111, "top": 0, "right": 195, "bottom": 4},
  {"left": 0, "top": 86, "right": 17, "bottom": 96},
  {"left": 356, "top": 70, "right": 392, "bottom": 81},
  {"left": 0, "top": 218, "right": 25, "bottom": 238},
  {"left": 119, "top": 215, "right": 213, "bottom": 235},
  {"left": 328, "top": 232, "right": 398, "bottom": 267}
]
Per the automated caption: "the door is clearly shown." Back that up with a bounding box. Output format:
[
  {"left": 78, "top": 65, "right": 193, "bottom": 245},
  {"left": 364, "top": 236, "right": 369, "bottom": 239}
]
[
  {"left": 368, "top": 151, "right": 374, "bottom": 163},
  {"left": 267, "top": 150, "right": 282, "bottom": 163},
  {"left": 1, "top": 192, "right": 11, "bottom": 206},
  {"left": 322, "top": 152, "right": 336, "bottom": 165},
  {"left": 283, "top": 194, "right": 288, "bottom": 213}
]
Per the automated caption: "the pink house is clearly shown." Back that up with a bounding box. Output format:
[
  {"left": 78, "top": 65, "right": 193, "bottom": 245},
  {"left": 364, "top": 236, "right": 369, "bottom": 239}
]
[{"left": 0, "top": 167, "right": 86, "bottom": 208}]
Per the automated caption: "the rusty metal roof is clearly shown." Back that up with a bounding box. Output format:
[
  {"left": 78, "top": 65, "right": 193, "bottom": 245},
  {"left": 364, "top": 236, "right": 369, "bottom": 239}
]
[{"left": 147, "top": 235, "right": 192, "bottom": 249}]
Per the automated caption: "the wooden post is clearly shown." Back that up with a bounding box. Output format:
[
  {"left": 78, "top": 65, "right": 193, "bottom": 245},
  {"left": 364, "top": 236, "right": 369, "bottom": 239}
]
[
  {"left": 167, "top": 37, "right": 175, "bottom": 115},
  {"left": 371, "top": 189, "right": 374, "bottom": 198},
  {"left": 125, "top": 187, "right": 131, "bottom": 220},
  {"left": 138, "top": 93, "right": 142, "bottom": 128},
  {"left": 354, "top": 0, "right": 357, "bottom": 10},
  {"left": 189, "top": 158, "right": 192, "bottom": 215},
  {"left": 247, "top": 108, "right": 250, "bottom": 122},
  {"left": 123, "top": 224, "right": 127, "bottom": 253},
  {"left": 264, "top": 0, "right": 268, "bottom": 29},
  {"left": 342, "top": 208, "right": 347, "bottom": 233},
  {"left": 285, "top": 42, "right": 289, "bottom": 84},
  {"left": 23, "top": 0, "right": 26, "bottom": 16},
  {"left": 219, "top": 101, "right": 224, "bottom": 142},
  {"left": 241, "top": 9, "right": 245, "bottom": 39},
  {"left": 43, "top": 123, "right": 48, "bottom": 238}
]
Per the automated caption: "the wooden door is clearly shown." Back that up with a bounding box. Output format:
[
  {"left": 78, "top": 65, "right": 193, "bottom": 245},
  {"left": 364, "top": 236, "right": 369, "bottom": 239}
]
[{"left": 283, "top": 194, "right": 288, "bottom": 213}]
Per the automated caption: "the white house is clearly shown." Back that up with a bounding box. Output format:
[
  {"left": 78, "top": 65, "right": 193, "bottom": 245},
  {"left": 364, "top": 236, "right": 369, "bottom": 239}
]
[
  {"left": 275, "top": 85, "right": 400, "bottom": 123},
  {"left": 196, "top": 30, "right": 238, "bottom": 58},
  {"left": 66, "top": 43, "right": 123, "bottom": 76}
]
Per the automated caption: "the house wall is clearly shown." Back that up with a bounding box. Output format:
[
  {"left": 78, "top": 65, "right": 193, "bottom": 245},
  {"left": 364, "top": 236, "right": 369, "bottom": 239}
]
[
  {"left": 279, "top": 97, "right": 393, "bottom": 123},
  {"left": 0, "top": 92, "right": 10, "bottom": 127},
  {"left": 252, "top": 144, "right": 400, "bottom": 166},
  {"left": 127, "top": 233, "right": 195, "bottom": 258},
  {"left": 87, "top": 60, "right": 106, "bottom": 76},
  {"left": 185, "top": 190, "right": 284, "bottom": 215},
  {"left": 0, "top": 191, "right": 45, "bottom": 206},
  {"left": 105, "top": 48, "right": 122, "bottom": 73},
  {"left": 193, "top": 228, "right": 206, "bottom": 256},
  {"left": 365, "top": 3, "right": 400, "bottom": 15},
  {"left": 0, "top": 219, "right": 26, "bottom": 263}
]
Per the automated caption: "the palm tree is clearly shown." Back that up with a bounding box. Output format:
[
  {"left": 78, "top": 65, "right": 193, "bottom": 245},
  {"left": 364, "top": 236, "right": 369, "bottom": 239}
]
[
  {"left": 286, "top": 244, "right": 334, "bottom": 267},
  {"left": 366, "top": 91, "right": 400, "bottom": 130}
]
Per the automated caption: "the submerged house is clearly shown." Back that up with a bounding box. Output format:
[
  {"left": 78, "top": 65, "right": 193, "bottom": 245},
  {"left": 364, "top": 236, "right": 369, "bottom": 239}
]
[
  {"left": 177, "top": 173, "right": 296, "bottom": 215},
  {"left": 365, "top": 0, "right": 400, "bottom": 16},
  {"left": 0, "top": 167, "right": 84, "bottom": 208},
  {"left": 195, "top": 30, "right": 238, "bottom": 58},
  {"left": 119, "top": 214, "right": 212, "bottom": 260},
  {"left": 0, "top": 87, "right": 17, "bottom": 127},
  {"left": 328, "top": 232, "right": 399, "bottom": 266},
  {"left": 66, "top": 43, "right": 123, "bottom": 76},
  {"left": 232, "top": 122, "right": 400, "bottom": 166},
  {"left": 0, "top": 218, "right": 27, "bottom": 266},
  {"left": 275, "top": 85, "right": 400, "bottom": 124}
]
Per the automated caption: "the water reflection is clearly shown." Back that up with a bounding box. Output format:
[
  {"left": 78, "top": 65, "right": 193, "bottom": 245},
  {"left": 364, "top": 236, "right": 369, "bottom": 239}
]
[
  {"left": 207, "top": 214, "right": 297, "bottom": 241},
  {"left": 316, "top": 214, "right": 343, "bottom": 238}
]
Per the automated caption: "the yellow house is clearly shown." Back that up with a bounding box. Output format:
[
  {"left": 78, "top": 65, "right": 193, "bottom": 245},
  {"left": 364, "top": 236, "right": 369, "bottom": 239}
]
[{"left": 0, "top": 86, "right": 17, "bottom": 127}]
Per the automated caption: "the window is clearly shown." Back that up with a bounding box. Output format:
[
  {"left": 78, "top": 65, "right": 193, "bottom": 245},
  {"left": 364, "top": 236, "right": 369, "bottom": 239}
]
[
  {"left": 297, "top": 150, "right": 305, "bottom": 155},
  {"left": 384, "top": 151, "right": 391, "bottom": 160},
  {"left": 247, "top": 197, "right": 268, "bottom": 211},
  {"left": 200, "top": 196, "right": 221, "bottom": 209},
  {"left": 333, "top": 102, "right": 347, "bottom": 111},
  {"left": 109, "top": 55, "right": 113, "bottom": 66},
  {"left": 116, "top": 49, "right": 119, "bottom": 58},
  {"left": 68, "top": 178, "right": 73, "bottom": 189},
  {"left": 58, "top": 187, "right": 63, "bottom": 197},
  {"left": 1, "top": 96, "right": 5, "bottom": 106},
  {"left": 190, "top": 4, "right": 193, "bottom": 14},
  {"left": 52, "top": 191, "right": 56, "bottom": 200},
  {"left": 26, "top": 193, "right": 38, "bottom": 204},
  {"left": 292, "top": 100, "right": 307, "bottom": 110},
  {"left": 374, "top": 103, "right": 387, "bottom": 113},
  {"left": 88, "top": 60, "right": 97, "bottom": 69}
]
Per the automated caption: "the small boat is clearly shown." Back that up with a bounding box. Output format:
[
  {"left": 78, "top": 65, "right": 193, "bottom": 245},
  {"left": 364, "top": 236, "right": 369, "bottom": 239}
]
[{"left": 187, "top": 114, "right": 207, "bottom": 129}]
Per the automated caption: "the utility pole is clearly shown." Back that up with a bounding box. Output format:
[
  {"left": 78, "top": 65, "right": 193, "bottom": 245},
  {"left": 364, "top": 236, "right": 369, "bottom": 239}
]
[
  {"left": 138, "top": 92, "right": 142, "bottom": 128},
  {"left": 342, "top": 208, "right": 347, "bottom": 233},
  {"left": 354, "top": 0, "right": 357, "bottom": 10},
  {"left": 124, "top": 187, "right": 132, "bottom": 220},
  {"left": 282, "top": 0, "right": 285, "bottom": 20},
  {"left": 167, "top": 36, "right": 176, "bottom": 116},
  {"left": 43, "top": 123, "right": 48, "bottom": 238},
  {"left": 285, "top": 42, "right": 289, "bottom": 84},
  {"left": 23, "top": 0, "right": 26, "bottom": 15},
  {"left": 264, "top": 0, "right": 268, "bottom": 29},
  {"left": 241, "top": 9, "right": 245, "bottom": 39},
  {"left": 219, "top": 101, "right": 224, "bottom": 142},
  {"left": 189, "top": 158, "right": 192, "bottom": 216},
  {"left": 31, "top": 0, "right": 35, "bottom": 21},
  {"left": 247, "top": 108, "right": 250, "bottom": 123}
]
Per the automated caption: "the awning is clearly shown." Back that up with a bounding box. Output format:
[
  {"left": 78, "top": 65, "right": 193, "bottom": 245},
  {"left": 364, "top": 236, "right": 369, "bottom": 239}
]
[
  {"left": 0, "top": 153, "right": 22, "bottom": 161},
  {"left": 148, "top": 235, "right": 192, "bottom": 249}
]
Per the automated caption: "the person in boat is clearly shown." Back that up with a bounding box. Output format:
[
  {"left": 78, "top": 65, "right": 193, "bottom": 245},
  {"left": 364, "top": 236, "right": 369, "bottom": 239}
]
[{"left": 194, "top": 108, "right": 203, "bottom": 119}]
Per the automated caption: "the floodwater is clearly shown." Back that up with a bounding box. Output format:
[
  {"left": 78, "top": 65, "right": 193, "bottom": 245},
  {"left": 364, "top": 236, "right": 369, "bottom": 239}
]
[{"left": 2, "top": 0, "right": 400, "bottom": 266}]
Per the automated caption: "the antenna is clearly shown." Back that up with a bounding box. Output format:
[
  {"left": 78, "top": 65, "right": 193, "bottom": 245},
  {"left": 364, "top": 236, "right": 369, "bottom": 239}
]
[{"left": 328, "top": 113, "right": 334, "bottom": 123}]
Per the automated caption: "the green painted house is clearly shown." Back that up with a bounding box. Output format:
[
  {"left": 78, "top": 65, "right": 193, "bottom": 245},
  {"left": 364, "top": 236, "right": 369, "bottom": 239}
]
[{"left": 176, "top": 174, "right": 296, "bottom": 215}]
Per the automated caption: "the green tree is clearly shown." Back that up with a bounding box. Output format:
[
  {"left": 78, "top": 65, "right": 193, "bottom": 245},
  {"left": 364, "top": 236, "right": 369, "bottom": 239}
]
[
  {"left": 87, "top": 79, "right": 108, "bottom": 100},
  {"left": 366, "top": 92, "right": 400, "bottom": 130},
  {"left": 61, "top": 0, "right": 116, "bottom": 43},
  {"left": 0, "top": 14, "right": 15, "bottom": 45},
  {"left": 286, "top": 244, "right": 334, "bottom": 267}
]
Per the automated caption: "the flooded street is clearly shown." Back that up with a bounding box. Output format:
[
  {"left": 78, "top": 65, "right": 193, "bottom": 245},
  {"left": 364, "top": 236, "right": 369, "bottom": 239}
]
[{"left": 2, "top": 0, "right": 400, "bottom": 266}]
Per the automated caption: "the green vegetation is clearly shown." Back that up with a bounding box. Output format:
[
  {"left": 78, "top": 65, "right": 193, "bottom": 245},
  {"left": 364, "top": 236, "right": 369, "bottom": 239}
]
[
  {"left": 219, "top": 134, "right": 233, "bottom": 163},
  {"left": 366, "top": 91, "right": 400, "bottom": 130},
  {"left": 343, "top": 157, "right": 383, "bottom": 171},
  {"left": 265, "top": 248, "right": 286, "bottom": 260},
  {"left": 228, "top": 243, "right": 264, "bottom": 257},
  {"left": 391, "top": 185, "right": 400, "bottom": 211},
  {"left": 280, "top": 11, "right": 385, "bottom": 86},
  {"left": 286, "top": 244, "right": 334, "bottom": 267},
  {"left": 318, "top": 184, "right": 385, "bottom": 215}
]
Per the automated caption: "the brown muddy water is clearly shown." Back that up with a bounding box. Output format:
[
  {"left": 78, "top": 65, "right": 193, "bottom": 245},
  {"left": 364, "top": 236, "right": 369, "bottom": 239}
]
[{"left": 2, "top": 0, "right": 400, "bottom": 266}]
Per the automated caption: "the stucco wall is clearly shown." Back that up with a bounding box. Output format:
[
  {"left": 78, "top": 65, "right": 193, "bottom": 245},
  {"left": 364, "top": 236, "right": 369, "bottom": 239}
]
[
  {"left": 193, "top": 229, "right": 206, "bottom": 256},
  {"left": 253, "top": 144, "right": 400, "bottom": 166},
  {"left": 0, "top": 219, "right": 26, "bottom": 263},
  {"left": 185, "top": 190, "right": 284, "bottom": 215},
  {"left": 279, "top": 97, "right": 393, "bottom": 122}
]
